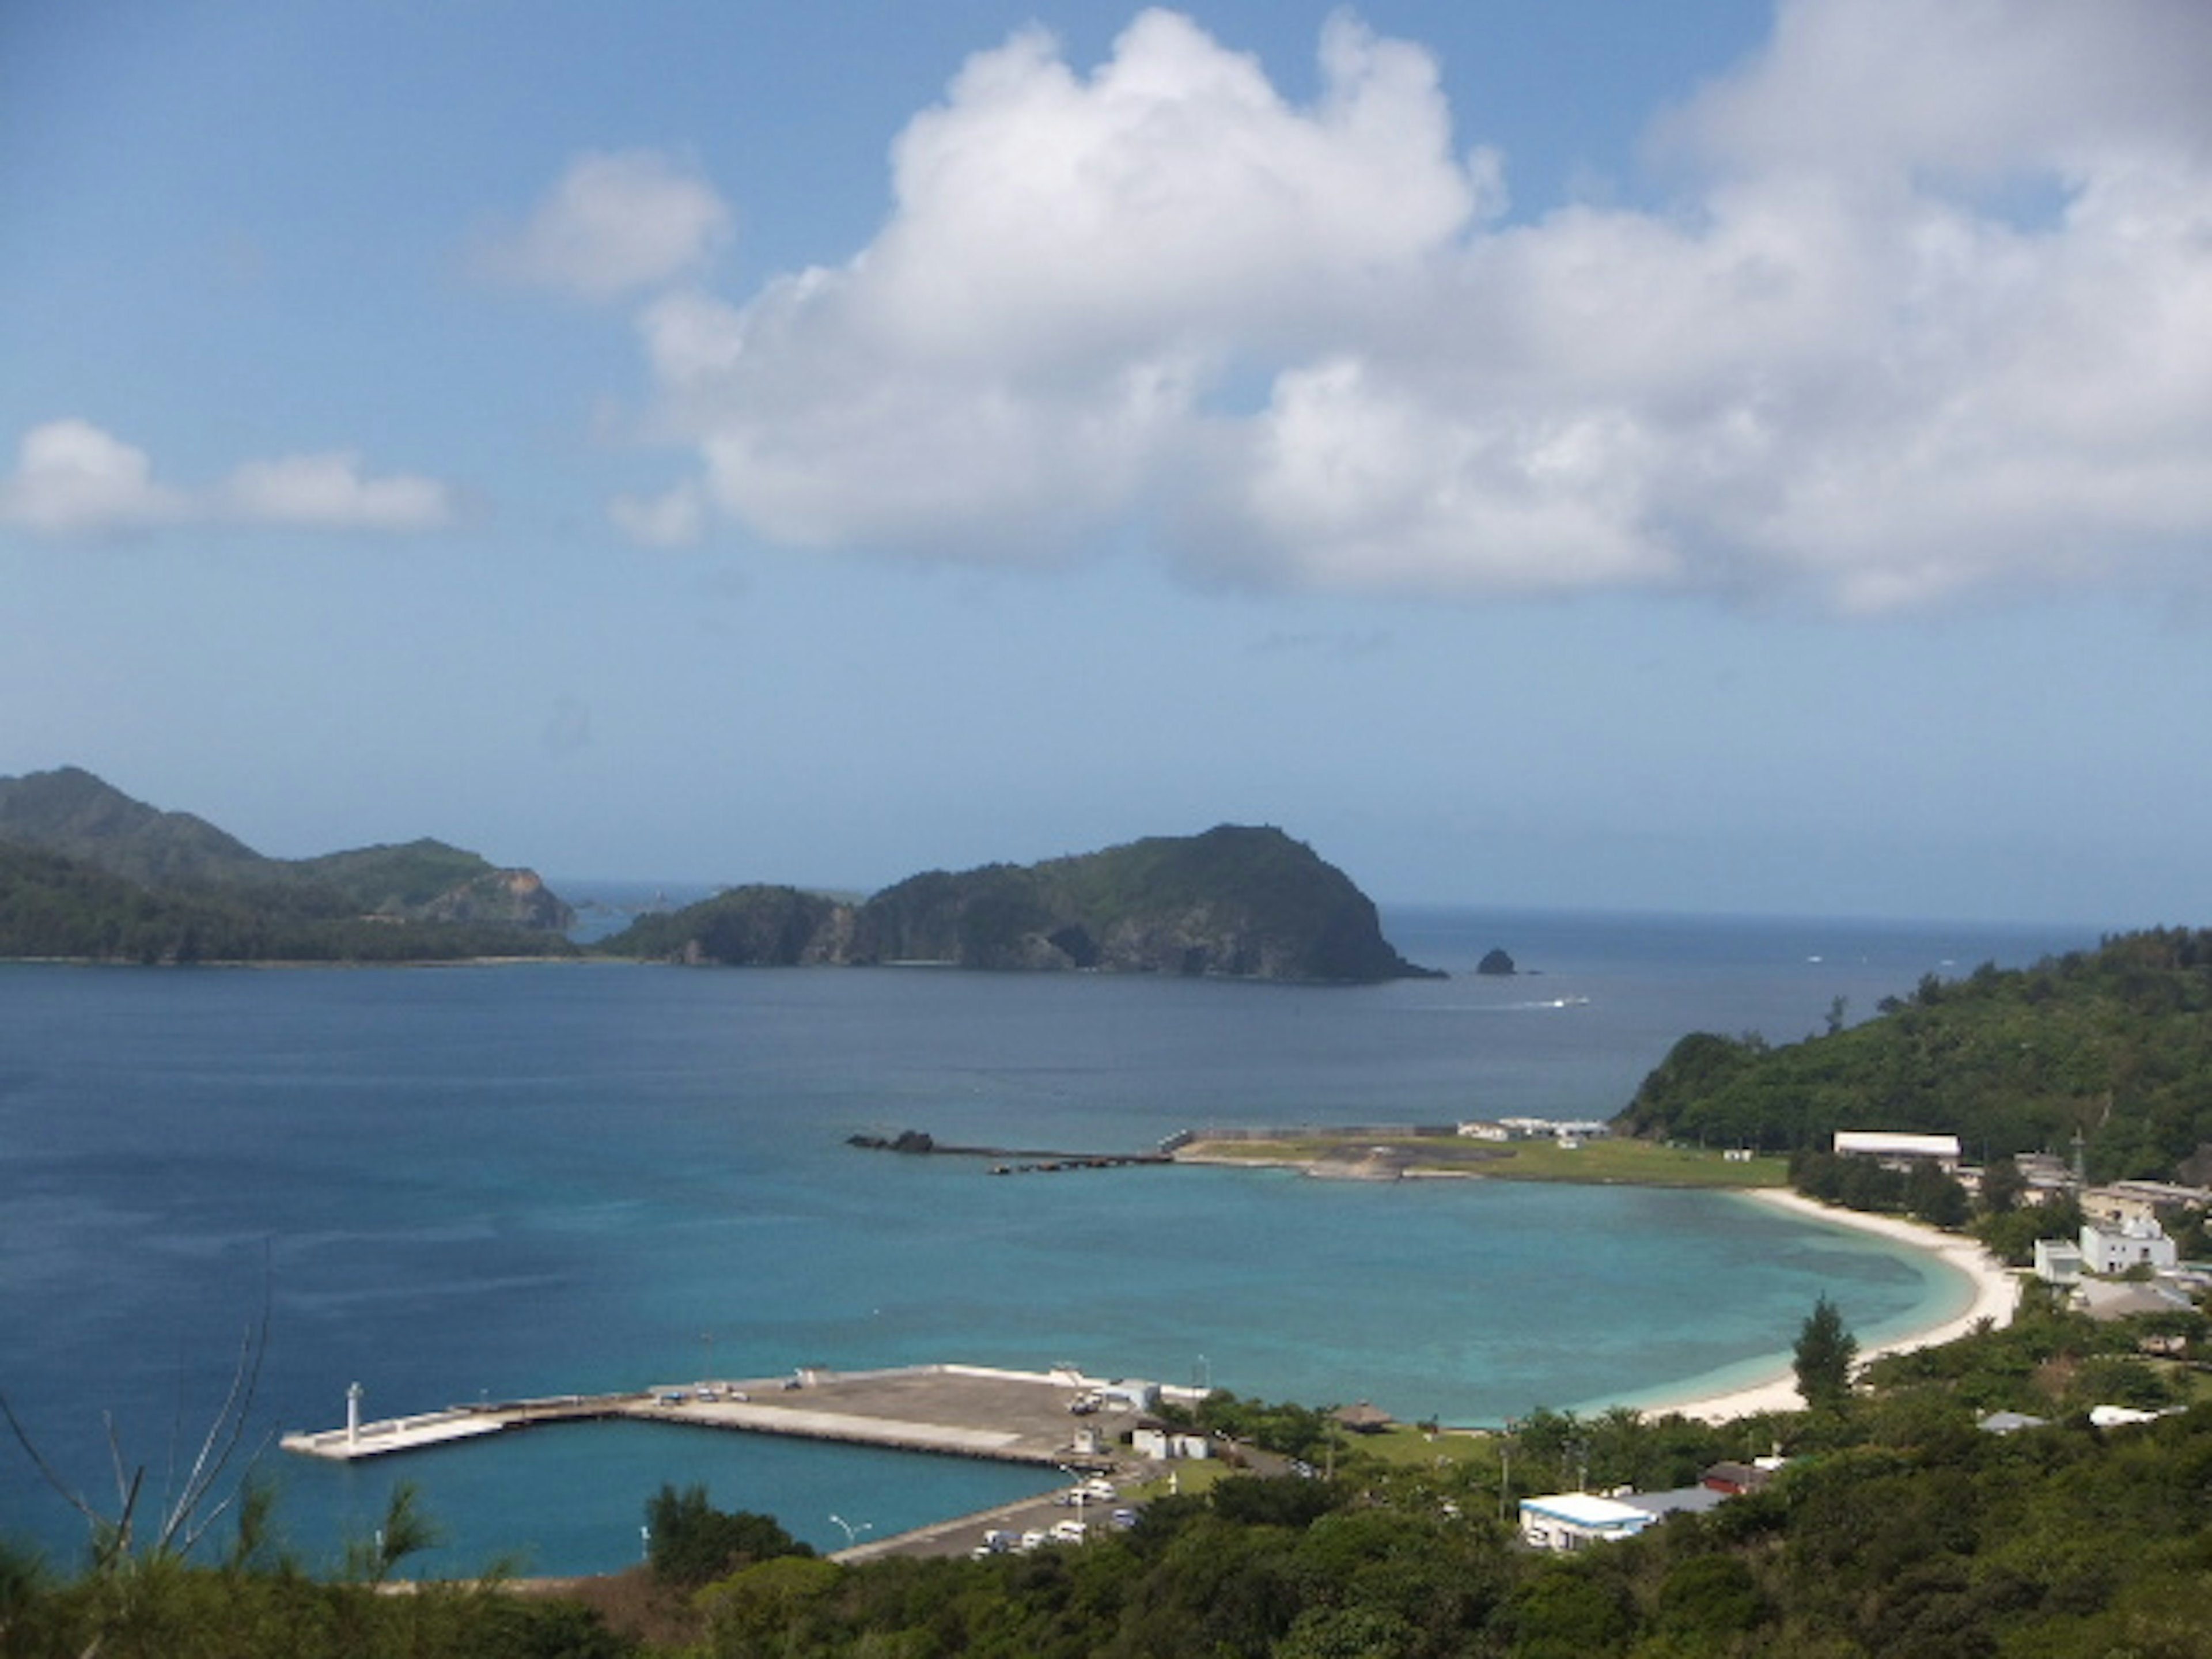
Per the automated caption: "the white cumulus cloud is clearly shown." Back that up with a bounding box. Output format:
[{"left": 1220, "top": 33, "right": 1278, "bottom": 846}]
[
  {"left": 0, "top": 419, "right": 184, "bottom": 535},
  {"left": 478, "top": 149, "right": 732, "bottom": 301},
  {"left": 0, "top": 419, "right": 457, "bottom": 538},
  {"left": 608, "top": 2, "right": 2212, "bottom": 611}
]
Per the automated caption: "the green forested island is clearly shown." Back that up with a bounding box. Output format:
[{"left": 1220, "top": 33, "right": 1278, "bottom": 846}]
[
  {"left": 599, "top": 824, "right": 1440, "bottom": 983},
  {"left": 0, "top": 771, "right": 1433, "bottom": 981}
]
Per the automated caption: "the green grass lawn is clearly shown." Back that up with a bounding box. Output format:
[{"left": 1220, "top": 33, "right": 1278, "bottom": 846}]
[
  {"left": 1333, "top": 1423, "right": 1499, "bottom": 1469},
  {"left": 1181, "top": 1132, "right": 1787, "bottom": 1188},
  {"left": 1474, "top": 1137, "right": 1786, "bottom": 1186}
]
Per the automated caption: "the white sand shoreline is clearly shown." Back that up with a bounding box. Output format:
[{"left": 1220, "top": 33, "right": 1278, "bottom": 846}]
[{"left": 1601, "top": 1188, "right": 2021, "bottom": 1422}]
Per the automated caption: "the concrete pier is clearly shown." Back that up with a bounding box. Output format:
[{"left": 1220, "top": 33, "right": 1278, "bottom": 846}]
[{"left": 281, "top": 1362, "right": 1187, "bottom": 1476}]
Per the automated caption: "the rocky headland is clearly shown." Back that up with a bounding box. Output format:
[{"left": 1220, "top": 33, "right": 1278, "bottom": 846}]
[{"left": 601, "top": 824, "right": 1440, "bottom": 984}]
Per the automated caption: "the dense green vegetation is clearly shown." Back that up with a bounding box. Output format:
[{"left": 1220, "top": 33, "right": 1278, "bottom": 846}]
[
  {"left": 643, "top": 1486, "right": 812, "bottom": 1590},
  {"left": 0, "top": 767, "right": 575, "bottom": 962},
  {"left": 600, "top": 825, "right": 1438, "bottom": 982},
  {"left": 12, "top": 1296, "right": 2212, "bottom": 1657},
  {"left": 602, "top": 885, "right": 847, "bottom": 966},
  {"left": 0, "top": 842, "right": 576, "bottom": 963},
  {"left": 1620, "top": 928, "right": 2212, "bottom": 1182}
]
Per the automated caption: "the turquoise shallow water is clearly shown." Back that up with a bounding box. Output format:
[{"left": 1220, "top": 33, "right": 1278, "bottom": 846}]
[{"left": 0, "top": 906, "right": 2085, "bottom": 1574}]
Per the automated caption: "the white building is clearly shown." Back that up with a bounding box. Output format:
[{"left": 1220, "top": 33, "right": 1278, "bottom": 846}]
[
  {"left": 1834, "top": 1131, "right": 1961, "bottom": 1171},
  {"left": 2080, "top": 1217, "right": 2179, "bottom": 1276},
  {"left": 1131, "top": 1423, "right": 1212, "bottom": 1460},
  {"left": 2082, "top": 1181, "right": 2212, "bottom": 1228},
  {"left": 1518, "top": 1492, "right": 1656, "bottom": 1551},
  {"left": 1093, "top": 1378, "right": 1161, "bottom": 1414},
  {"left": 2033, "top": 1238, "right": 2084, "bottom": 1285},
  {"left": 1494, "top": 1117, "right": 1612, "bottom": 1142}
]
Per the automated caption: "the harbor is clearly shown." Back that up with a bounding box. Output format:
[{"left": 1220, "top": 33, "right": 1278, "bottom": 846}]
[{"left": 282, "top": 1362, "right": 1178, "bottom": 1474}]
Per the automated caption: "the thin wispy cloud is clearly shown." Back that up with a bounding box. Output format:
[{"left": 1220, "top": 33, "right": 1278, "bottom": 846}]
[
  {"left": 576, "top": 1, "right": 2210, "bottom": 613},
  {"left": 474, "top": 149, "right": 733, "bottom": 302}
]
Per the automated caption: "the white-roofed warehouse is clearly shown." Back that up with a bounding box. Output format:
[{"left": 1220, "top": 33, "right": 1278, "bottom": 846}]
[{"left": 1833, "top": 1131, "right": 1960, "bottom": 1169}]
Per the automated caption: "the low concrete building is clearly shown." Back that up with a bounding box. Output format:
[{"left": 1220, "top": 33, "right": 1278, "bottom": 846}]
[
  {"left": 1095, "top": 1379, "right": 1161, "bottom": 1414},
  {"left": 1495, "top": 1116, "right": 1611, "bottom": 1141},
  {"left": 1619, "top": 1485, "right": 1730, "bottom": 1522},
  {"left": 2080, "top": 1217, "right": 2179, "bottom": 1276},
  {"left": 1834, "top": 1131, "right": 1961, "bottom": 1172},
  {"left": 1518, "top": 1492, "right": 1656, "bottom": 1551},
  {"left": 2082, "top": 1180, "right": 2212, "bottom": 1228},
  {"left": 2014, "top": 1152, "right": 2074, "bottom": 1202},
  {"left": 2034, "top": 1238, "right": 2084, "bottom": 1285},
  {"left": 1131, "top": 1421, "right": 1211, "bottom": 1460}
]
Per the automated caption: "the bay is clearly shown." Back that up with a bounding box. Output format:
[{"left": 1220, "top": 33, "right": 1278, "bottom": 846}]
[{"left": 0, "top": 905, "right": 2089, "bottom": 1575}]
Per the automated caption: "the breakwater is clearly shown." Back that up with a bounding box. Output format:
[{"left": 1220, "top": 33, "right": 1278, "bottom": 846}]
[
  {"left": 1174, "top": 1123, "right": 1459, "bottom": 1142},
  {"left": 847, "top": 1129, "right": 1171, "bottom": 1173},
  {"left": 282, "top": 1362, "right": 1184, "bottom": 1472}
]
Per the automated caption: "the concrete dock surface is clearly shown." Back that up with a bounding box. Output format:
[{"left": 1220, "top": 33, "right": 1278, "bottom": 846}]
[{"left": 282, "top": 1362, "right": 1172, "bottom": 1471}]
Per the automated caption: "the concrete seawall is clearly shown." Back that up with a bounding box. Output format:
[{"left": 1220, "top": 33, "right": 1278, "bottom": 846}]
[{"left": 282, "top": 1362, "right": 1199, "bottom": 1474}]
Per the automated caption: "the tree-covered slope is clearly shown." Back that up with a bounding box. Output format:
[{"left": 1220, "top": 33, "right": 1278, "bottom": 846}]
[
  {"left": 599, "top": 825, "right": 1437, "bottom": 983},
  {"left": 0, "top": 767, "right": 575, "bottom": 960},
  {"left": 1619, "top": 927, "right": 2212, "bottom": 1180},
  {"left": 0, "top": 764, "right": 264, "bottom": 887},
  {"left": 605, "top": 884, "right": 853, "bottom": 966},
  {"left": 0, "top": 840, "right": 574, "bottom": 963},
  {"left": 295, "top": 840, "right": 573, "bottom": 929}
]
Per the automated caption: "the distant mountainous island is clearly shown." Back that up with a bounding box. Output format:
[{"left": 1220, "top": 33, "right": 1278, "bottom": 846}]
[
  {"left": 0, "top": 770, "right": 1432, "bottom": 981},
  {"left": 0, "top": 766, "right": 574, "bottom": 963},
  {"left": 601, "top": 824, "right": 1441, "bottom": 983}
]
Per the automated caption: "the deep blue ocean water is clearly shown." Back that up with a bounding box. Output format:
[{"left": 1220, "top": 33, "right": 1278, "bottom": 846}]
[{"left": 0, "top": 905, "right": 2091, "bottom": 1576}]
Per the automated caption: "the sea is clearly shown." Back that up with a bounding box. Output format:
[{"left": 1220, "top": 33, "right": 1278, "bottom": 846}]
[{"left": 0, "top": 902, "right": 2094, "bottom": 1578}]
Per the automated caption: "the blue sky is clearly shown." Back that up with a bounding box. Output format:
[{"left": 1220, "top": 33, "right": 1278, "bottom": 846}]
[{"left": 4, "top": 1, "right": 2208, "bottom": 926}]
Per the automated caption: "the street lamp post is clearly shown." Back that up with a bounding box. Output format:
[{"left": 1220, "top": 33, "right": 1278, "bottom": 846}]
[{"left": 1057, "top": 1465, "right": 1092, "bottom": 1540}]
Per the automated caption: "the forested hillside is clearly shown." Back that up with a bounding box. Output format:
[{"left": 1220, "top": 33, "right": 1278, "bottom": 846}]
[
  {"left": 0, "top": 841, "right": 575, "bottom": 963},
  {"left": 601, "top": 825, "right": 1439, "bottom": 983},
  {"left": 0, "top": 767, "right": 575, "bottom": 962},
  {"left": 1619, "top": 928, "right": 2212, "bottom": 1182}
]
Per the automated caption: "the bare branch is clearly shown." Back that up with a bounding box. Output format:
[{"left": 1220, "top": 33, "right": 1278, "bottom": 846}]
[{"left": 0, "top": 1388, "right": 104, "bottom": 1526}]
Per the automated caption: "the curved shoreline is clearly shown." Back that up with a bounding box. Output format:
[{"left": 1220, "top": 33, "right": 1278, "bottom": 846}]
[{"left": 1600, "top": 1188, "right": 2021, "bottom": 1422}]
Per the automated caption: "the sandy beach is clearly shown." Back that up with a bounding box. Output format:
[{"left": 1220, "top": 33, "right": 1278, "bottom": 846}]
[{"left": 1607, "top": 1188, "right": 2021, "bottom": 1422}]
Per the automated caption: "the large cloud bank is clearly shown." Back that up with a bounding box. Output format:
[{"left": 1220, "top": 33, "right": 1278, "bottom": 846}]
[{"left": 610, "top": 1, "right": 2210, "bottom": 611}]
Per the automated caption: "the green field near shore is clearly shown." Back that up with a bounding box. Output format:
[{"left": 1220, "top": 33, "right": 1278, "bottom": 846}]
[{"left": 1180, "top": 1132, "right": 1788, "bottom": 1188}]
